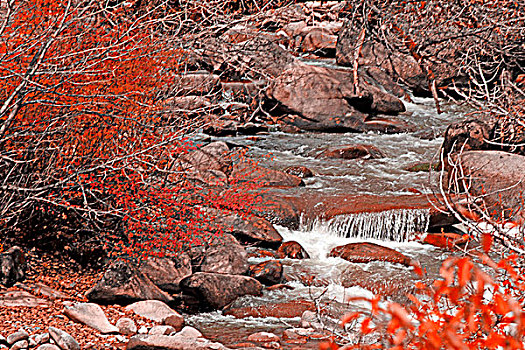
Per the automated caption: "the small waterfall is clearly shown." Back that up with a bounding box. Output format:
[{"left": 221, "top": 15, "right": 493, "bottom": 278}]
[{"left": 302, "top": 209, "right": 430, "bottom": 242}]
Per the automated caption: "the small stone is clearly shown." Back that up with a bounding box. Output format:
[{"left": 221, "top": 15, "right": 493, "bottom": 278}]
[
  {"left": 0, "top": 345, "right": 7, "bottom": 350},
  {"left": 48, "top": 327, "right": 80, "bottom": 350},
  {"left": 116, "top": 318, "right": 137, "bottom": 336},
  {"left": 300, "top": 310, "right": 322, "bottom": 329},
  {"left": 138, "top": 327, "right": 148, "bottom": 334},
  {"left": 148, "top": 325, "right": 175, "bottom": 336},
  {"left": 115, "top": 335, "right": 127, "bottom": 343},
  {"left": 7, "top": 330, "right": 28, "bottom": 345},
  {"left": 10, "top": 340, "right": 28, "bottom": 350},
  {"left": 247, "top": 332, "right": 280, "bottom": 343},
  {"left": 35, "top": 345, "right": 61, "bottom": 350}
]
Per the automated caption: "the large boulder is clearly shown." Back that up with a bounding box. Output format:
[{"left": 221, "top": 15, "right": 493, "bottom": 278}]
[
  {"left": 209, "top": 209, "right": 283, "bottom": 248},
  {"left": 0, "top": 246, "right": 26, "bottom": 287},
  {"left": 85, "top": 260, "right": 173, "bottom": 305},
  {"left": 178, "top": 141, "right": 232, "bottom": 185},
  {"left": 329, "top": 242, "right": 414, "bottom": 267},
  {"left": 180, "top": 272, "right": 263, "bottom": 310},
  {"left": 266, "top": 63, "right": 404, "bottom": 132},
  {"left": 442, "top": 119, "right": 492, "bottom": 156},
  {"left": 336, "top": 24, "right": 428, "bottom": 95},
  {"left": 199, "top": 234, "right": 248, "bottom": 275},
  {"left": 138, "top": 254, "right": 192, "bottom": 293},
  {"left": 452, "top": 151, "right": 525, "bottom": 222}
]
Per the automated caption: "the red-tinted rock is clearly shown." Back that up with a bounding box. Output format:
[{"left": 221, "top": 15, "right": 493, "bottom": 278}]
[
  {"left": 423, "top": 232, "right": 469, "bottom": 250},
  {"left": 224, "top": 300, "right": 315, "bottom": 319},
  {"left": 249, "top": 260, "right": 283, "bottom": 285},
  {"left": 277, "top": 241, "right": 310, "bottom": 259},
  {"left": 209, "top": 209, "right": 283, "bottom": 248},
  {"left": 86, "top": 260, "right": 173, "bottom": 305},
  {"left": 283, "top": 166, "right": 314, "bottom": 178},
  {"left": 0, "top": 246, "right": 26, "bottom": 287},
  {"left": 247, "top": 249, "right": 277, "bottom": 259},
  {"left": 329, "top": 242, "right": 413, "bottom": 267},
  {"left": 138, "top": 254, "right": 192, "bottom": 293},
  {"left": 199, "top": 234, "right": 248, "bottom": 275},
  {"left": 442, "top": 119, "right": 491, "bottom": 156},
  {"left": 266, "top": 284, "right": 295, "bottom": 291},
  {"left": 451, "top": 151, "right": 525, "bottom": 223},
  {"left": 315, "top": 144, "right": 384, "bottom": 160},
  {"left": 180, "top": 272, "right": 263, "bottom": 310},
  {"left": 340, "top": 264, "right": 417, "bottom": 298}
]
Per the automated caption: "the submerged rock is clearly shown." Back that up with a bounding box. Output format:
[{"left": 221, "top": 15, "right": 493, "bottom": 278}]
[
  {"left": 277, "top": 241, "right": 310, "bottom": 259},
  {"left": 329, "top": 242, "right": 414, "bottom": 267},
  {"left": 249, "top": 260, "right": 283, "bottom": 285},
  {"left": 224, "top": 300, "right": 316, "bottom": 319},
  {"left": 315, "top": 144, "right": 384, "bottom": 160}
]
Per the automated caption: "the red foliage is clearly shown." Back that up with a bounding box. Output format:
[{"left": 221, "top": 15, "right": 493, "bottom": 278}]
[{"left": 0, "top": 0, "right": 262, "bottom": 261}]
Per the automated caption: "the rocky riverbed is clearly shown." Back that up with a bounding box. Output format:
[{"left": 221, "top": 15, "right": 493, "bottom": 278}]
[{"left": 1, "top": 1, "right": 524, "bottom": 349}]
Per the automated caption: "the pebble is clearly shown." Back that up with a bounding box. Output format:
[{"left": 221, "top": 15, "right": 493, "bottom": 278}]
[
  {"left": 116, "top": 317, "right": 137, "bottom": 336},
  {"left": 48, "top": 327, "right": 80, "bottom": 350},
  {"left": 137, "top": 326, "right": 148, "bottom": 334}
]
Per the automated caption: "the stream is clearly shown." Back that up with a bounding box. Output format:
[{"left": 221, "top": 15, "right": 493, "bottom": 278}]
[{"left": 187, "top": 96, "right": 468, "bottom": 349}]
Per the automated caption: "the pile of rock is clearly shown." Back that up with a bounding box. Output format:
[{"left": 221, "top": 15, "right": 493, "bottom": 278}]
[{"left": 0, "top": 327, "right": 80, "bottom": 350}]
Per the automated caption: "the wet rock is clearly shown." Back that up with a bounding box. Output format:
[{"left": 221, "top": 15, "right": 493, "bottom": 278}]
[
  {"left": 404, "top": 162, "right": 440, "bottom": 172},
  {"left": 315, "top": 144, "right": 384, "bottom": 160},
  {"left": 253, "top": 194, "right": 301, "bottom": 229},
  {"left": 139, "top": 254, "right": 192, "bottom": 293},
  {"left": 85, "top": 260, "right": 173, "bottom": 305},
  {"left": 329, "top": 242, "right": 413, "bottom": 267},
  {"left": 453, "top": 151, "right": 525, "bottom": 222},
  {"left": 224, "top": 300, "right": 315, "bottom": 319},
  {"left": 277, "top": 241, "right": 310, "bottom": 259},
  {"left": 116, "top": 318, "right": 137, "bottom": 336},
  {"left": 365, "top": 66, "right": 410, "bottom": 100},
  {"left": 249, "top": 260, "right": 283, "bottom": 285},
  {"left": 209, "top": 209, "right": 283, "bottom": 248},
  {"left": 246, "top": 248, "right": 277, "bottom": 259},
  {"left": 179, "top": 141, "right": 232, "bottom": 185},
  {"left": 340, "top": 264, "right": 417, "bottom": 299},
  {"left": 180, "top": 272, "right": 263, "bottom": 310},
  {"left": 283, "top": 166, "right": 314, "bottom": 178},
  {"left": 0, "top": 246, "right": 26, "bottom": 287},
  {"left": 63, "top": 302, "right": 118, "bottom": 334},
  {"left": 200, "top": 234, "right": 248, "bottom": 275},
  {"left": 363, "top": 116, "right": 415, "bottom": 134},
  {"left": 48, "top": 327, "right": 79, "bottom": 350},
  {"left": 265, "top": 284, "right": 294, "bottom": 291},
  {"left": 423, "top": 232, "right": 470, "bottom": 250},
  {"left": 7, "top": 330, "right": 28, "bottom": 345},
  {"left": 126, "top": 300, "right": 184, "bottom": 331},
  {"left": 230, "top": 163, "right": 304, "bottom": 188},
  {"left": 282, "top": 328, "right": 314, "bottom": 344},
  {"left": 247, "top": 332, "right": 280, "bottom": 343}
]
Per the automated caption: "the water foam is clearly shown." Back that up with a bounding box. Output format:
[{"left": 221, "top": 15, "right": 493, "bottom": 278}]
[{"left": 302, "top": 209, "right": 430, "bottom": 242}]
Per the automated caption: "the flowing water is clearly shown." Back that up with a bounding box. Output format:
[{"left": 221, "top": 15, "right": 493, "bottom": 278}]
[{"left": 187, "top": 97, "right": 468, "bottom": 348}]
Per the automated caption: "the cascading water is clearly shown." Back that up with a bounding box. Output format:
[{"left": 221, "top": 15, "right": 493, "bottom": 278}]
[{"left": 302, "top": 208, "right": 431, "bottom": 242}]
